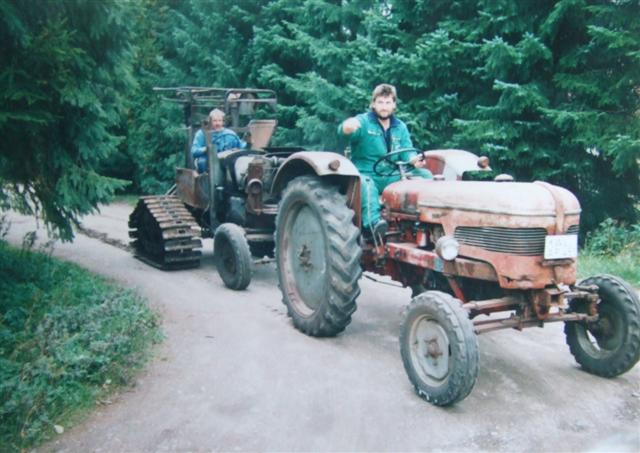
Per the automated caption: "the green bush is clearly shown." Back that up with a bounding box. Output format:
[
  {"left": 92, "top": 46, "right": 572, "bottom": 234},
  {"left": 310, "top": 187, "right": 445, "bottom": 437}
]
[
  {"left": 582, "top": 218, "right": 640, "bottom": 256},
  {"left": 0, "top": 240, "right": 162, "bottom": 451}
]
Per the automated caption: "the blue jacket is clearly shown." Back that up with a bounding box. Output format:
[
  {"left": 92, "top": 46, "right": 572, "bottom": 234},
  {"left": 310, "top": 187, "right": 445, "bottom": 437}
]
[{"left": 191, "top": 128, "right": 246, "bottom": 172}]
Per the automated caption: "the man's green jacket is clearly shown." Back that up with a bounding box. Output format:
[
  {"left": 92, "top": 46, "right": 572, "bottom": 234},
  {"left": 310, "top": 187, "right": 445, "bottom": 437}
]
[{"left": 337, "top": 111, "right": 418, "bottom": 174}]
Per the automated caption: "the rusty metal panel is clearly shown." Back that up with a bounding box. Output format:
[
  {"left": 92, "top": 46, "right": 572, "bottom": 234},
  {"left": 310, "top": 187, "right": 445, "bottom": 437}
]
[
  {"left": 247, "top": 119, "right": 277, "bottom": 150},
  {"left": 381, "top": 179, "right": 580, "bottom": 289},
  {"left": 384, "top": 242, "right": 499, "bottom": 282},
  {"left": 175, "top": 168, "right": 210, "bottom": 209},
  {"left": 383, "top": 180, "right": 581, "bottom": 218}
]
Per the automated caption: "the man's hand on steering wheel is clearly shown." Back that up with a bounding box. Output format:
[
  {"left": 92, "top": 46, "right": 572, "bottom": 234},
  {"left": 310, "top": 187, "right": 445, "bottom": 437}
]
[
  {"left": 409, "top": 153, "right": 427, "bottom": 168},
  {"left": 372, "top": 147, "right": 425, "bottom": 177}
]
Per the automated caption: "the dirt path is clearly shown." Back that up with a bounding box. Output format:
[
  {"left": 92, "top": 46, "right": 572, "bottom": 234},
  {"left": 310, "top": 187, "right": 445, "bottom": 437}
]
[{"left": 5, "top": 204, "right": 639, "bottom": 452}]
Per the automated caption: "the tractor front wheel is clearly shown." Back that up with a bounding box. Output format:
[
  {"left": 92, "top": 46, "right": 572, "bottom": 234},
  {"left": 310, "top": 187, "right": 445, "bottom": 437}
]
[
  {"left": 214, "top": 223, "right": 252, "bottom": 290},
  {"left": 400, "top": 291, "right": 479, "bottom": 406},
  {"left": 564, "top": 274, "right": 640, "bottom": 377},
  {"left": 275, "top": 176, "right": 362, "bottom": 337}
]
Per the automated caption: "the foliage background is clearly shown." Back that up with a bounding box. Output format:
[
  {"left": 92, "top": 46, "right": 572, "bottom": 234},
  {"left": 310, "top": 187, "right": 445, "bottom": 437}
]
[
  {"left": 1, "top": 0, "right": 638, "bottom": 236},
  {"left": 0, "top": 0, "right": 135, "bottom": 239},
  {"left": 0, "top": 2, "right": 638, "bottom": 448}
]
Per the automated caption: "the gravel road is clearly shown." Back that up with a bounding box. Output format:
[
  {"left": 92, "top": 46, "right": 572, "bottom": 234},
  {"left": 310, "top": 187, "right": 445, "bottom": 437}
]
[{"left": 5, "top": 203, "right": 639, "bottom": 452}]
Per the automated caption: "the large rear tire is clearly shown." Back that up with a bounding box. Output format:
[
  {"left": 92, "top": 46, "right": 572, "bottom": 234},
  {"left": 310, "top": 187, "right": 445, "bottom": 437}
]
[
  {"left": 275, "top": 176, "right": 362, "bottom": 337},
  {"left": 564, "top": 274, "right": 640, "bottom": 377},
  {"left": 214, "top": 223, "right": 252, "bottom": 290},
  {"left": 400, "top": 291, "right": 479, "bottom": 406}
]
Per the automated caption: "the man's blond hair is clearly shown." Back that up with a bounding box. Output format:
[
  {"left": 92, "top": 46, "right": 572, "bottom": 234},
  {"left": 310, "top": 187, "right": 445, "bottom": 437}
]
[{"left": 370, "top": 83, "right": 397, "bottom": 106}]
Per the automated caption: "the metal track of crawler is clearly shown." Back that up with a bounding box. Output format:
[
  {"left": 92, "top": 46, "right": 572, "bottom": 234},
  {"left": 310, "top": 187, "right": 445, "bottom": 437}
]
[{"left": 128, "top": 195, "right": 202, "bottom": 270}]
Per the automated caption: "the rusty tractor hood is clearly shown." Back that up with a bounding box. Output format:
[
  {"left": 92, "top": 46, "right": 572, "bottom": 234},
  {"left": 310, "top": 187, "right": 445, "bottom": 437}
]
[
  {"left": 382, "top": 180, "right": 581, "bottom": 290},
  {"left": 382, "top": 180, "right": 581, "bottom": 219}
]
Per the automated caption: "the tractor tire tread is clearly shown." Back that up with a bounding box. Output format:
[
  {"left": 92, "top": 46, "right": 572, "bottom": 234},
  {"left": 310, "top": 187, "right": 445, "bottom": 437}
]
[
  {"left": 276, "top": 176, "right": 362, "bottom": 337},
  {"left": 400, "top": 291, "right": 479, "bottom": 406},
  {"left": 128, "top": 195, "right": 201, "bottom": 270},
  {"left": 214, "top": 223, "right": 252, "bottom": 290},
  {"left": 564, "top": 274, "right": 640, "bottom": 377}
]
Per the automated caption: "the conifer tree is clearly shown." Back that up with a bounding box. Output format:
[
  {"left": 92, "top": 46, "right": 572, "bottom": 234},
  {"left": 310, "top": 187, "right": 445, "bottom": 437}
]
[
  {"left": 441, "top": 0, "right": 639, "bottom": 230},
  {"left": 126, "top": 0, "right": 269, "bottom": 192},
  {"left": 0, "top": 0, "right": 136, "bottom": 239}
]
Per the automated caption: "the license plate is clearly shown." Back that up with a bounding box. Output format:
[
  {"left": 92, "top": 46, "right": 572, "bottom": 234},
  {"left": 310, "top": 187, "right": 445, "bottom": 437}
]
[{"left": 544, "top": 234, "right": 578, "bottom": 260}]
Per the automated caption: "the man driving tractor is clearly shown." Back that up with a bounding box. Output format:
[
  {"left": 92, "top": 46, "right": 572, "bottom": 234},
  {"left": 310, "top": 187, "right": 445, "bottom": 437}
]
[{"left": 338, "top": 84, "right": 432, "bottom": 237}]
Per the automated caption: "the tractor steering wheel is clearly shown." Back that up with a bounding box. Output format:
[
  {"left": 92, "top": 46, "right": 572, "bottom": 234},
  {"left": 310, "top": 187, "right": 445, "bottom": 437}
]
[{"left": 372, "top": 148, "right": 423, "bottom": 178}]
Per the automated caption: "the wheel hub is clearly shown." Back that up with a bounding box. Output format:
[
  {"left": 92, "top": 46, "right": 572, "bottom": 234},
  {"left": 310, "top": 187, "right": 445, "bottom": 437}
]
[
  {"left": 591, "top": 317, "right": 612, "bottom": 336},
  {"left": 284, "top": 203, "right": 327, "bottom": 313},
  {"left": 425, "top": 338, "right": 443, "bottom": 359},
  {"left": 587, "top": 308, "right": 621, "bottom": 351},
  {"left": 298, "top": 244, "right": 312, "bottom": 270},
  {"left": 412, "top": 317, "right": 449, "bottom": 382}
]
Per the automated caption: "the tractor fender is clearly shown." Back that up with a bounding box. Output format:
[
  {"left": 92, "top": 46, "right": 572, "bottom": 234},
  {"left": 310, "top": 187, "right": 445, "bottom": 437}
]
[
  {"left": 271, "top": 151, "right": 360, "bottom": 194},
  {"left": 271, "top": 151, "right": 362, "bottom": 226}
]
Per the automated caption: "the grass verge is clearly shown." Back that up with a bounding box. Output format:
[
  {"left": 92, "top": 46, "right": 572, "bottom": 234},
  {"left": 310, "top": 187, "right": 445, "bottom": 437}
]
[
  {"left": 578, "top": 251, "right": 640, "bottom": 288},
  {"left": 0, "top": 240, "right": 162, "bottom": 451}
]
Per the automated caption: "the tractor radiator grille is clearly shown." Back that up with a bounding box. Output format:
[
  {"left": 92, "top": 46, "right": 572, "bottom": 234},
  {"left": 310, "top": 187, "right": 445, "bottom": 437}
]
[
  {"left": 454, "top": 227, "right": 548, "bottom": 256},
  {"left": 454, "top": 225, "right": 580, "bottom": 256}
]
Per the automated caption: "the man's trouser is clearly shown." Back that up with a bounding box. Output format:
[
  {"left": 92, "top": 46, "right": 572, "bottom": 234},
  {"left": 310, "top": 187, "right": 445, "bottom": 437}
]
[{"left": 360, "top": 168, "right": 433, "bottom": 229}]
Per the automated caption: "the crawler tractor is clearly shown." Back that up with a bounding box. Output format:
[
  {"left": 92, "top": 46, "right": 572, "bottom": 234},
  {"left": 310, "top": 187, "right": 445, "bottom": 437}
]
[
  {"left": 274, "top": 148, "right": 640, "bottom": 406},
  {"left": 128, "top": 87, "right": 287, "bottom": 288},
  {"left": 128, "top": 87, "right": 359, "bottom": 290}
]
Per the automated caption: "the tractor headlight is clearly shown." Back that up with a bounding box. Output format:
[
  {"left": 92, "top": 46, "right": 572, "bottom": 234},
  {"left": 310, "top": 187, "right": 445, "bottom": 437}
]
[{"left": 435, "top": 236, "right": 459, "bottom": 261}]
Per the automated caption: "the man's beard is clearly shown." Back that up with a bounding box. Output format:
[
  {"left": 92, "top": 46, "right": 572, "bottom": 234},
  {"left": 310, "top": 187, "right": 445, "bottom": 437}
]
[{"left": 374, "top": 110, "right": 392, "bottom": 120}]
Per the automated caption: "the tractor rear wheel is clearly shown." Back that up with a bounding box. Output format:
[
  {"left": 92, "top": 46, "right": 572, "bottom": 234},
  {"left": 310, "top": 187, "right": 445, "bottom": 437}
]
[
  {"left": 275, "top": 176, "right": 361, "bottom": 337},
  {"left": 214, "top": 223, "right": 252, "bottom": 290},
  {"left": 400, "top": 291, "right": 479, "bottom": 406},
  {"left": 564, "top": 274, "right": 640, "bottom": 377}
]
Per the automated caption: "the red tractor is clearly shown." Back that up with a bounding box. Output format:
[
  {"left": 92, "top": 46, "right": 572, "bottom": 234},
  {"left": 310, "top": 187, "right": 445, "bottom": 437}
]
[
  {"left": 272, "top": 148, "right": 640, "bottom": 406},
  {"left": 127, "top": 88, "right": 639, "bottom": 405}
]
